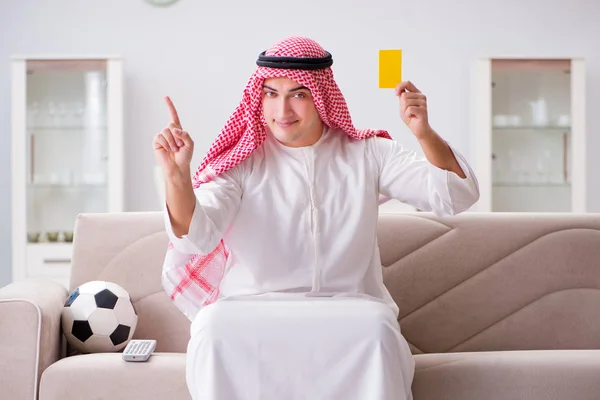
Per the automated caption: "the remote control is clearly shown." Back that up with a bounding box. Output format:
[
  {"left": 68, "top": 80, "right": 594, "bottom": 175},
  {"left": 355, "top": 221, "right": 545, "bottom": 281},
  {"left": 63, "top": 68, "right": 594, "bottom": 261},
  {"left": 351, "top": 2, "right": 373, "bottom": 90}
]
[{"left": 122, "top": 339, "right": 156, "bottom": 362}]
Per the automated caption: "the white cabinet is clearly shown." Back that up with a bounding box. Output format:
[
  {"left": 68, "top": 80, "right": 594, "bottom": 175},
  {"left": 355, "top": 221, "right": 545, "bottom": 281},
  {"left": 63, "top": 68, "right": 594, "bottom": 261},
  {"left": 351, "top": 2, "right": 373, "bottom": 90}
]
[
  {"left": 11, "top": 56, "right": 124, "bottom": 288},
  {"left": 472, "top": 58, "right": 586, "bottom": 212}
]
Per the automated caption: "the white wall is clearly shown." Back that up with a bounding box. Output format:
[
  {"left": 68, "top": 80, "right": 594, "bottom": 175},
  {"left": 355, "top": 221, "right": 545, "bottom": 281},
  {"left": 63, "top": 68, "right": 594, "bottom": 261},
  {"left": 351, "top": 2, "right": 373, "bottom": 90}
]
[{"left": 1, "top": 0, "right": 599, "bottom": 286}]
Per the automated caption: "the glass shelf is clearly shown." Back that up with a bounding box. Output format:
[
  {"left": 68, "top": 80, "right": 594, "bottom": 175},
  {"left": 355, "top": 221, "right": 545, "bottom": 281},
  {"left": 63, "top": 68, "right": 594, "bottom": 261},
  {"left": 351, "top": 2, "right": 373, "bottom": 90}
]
[
  {"left": 28, "top": 183, "right": 106, "bottom": 189},
  {"left": 26, "top": 242, "right": 73, "bottom": 247},
  {"left": 28, "top": 126, "right": 107, "bottom": 131},
  {"left": 493, "top": 125, "right": 570, "bottom": 131},
  {"left": 493, "top": 182, "right": 571, "bottom": 187}
]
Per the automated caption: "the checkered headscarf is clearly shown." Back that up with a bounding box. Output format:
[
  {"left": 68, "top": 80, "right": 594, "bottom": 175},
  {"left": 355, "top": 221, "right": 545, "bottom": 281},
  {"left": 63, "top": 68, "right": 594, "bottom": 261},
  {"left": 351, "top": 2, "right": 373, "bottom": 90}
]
[{"left": 162, "top": 36, "right": 391, "bottom": 320}]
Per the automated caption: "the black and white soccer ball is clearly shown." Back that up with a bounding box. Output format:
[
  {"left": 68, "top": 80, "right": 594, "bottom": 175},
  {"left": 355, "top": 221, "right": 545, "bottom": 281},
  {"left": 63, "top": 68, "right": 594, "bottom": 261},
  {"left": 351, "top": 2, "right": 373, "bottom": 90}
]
[{"left": 61, "top": 280, "right": 138, "bottom": 353}]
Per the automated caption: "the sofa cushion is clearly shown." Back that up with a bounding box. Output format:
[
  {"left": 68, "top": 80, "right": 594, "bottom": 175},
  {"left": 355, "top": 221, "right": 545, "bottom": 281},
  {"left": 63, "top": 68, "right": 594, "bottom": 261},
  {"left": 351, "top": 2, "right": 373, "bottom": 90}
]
[
  {"left": 39, "top": 352, "right": 190, "bottom": 400},
  {"left": 40, "top": 349, "right": 600, "bottom": 400},
  {"left": 412, "top": 350, "right": 600, "bottom": 400},
  {"left": 69, "top": 212, "right": 191, "bottom": 354}
]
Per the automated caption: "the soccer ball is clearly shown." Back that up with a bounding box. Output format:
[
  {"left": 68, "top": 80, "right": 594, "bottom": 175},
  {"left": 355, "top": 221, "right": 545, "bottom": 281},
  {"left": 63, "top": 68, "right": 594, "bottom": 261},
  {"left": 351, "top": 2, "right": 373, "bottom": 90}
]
[{"left": 61, "top": 280, "right": 138, "bottom": 353}]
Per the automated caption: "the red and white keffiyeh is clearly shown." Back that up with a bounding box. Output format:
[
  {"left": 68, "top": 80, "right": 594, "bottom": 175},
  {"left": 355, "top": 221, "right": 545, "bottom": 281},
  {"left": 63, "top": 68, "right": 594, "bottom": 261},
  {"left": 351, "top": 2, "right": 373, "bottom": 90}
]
[{"left": 162, "top": 36, "right": 391, "bottom": 320}]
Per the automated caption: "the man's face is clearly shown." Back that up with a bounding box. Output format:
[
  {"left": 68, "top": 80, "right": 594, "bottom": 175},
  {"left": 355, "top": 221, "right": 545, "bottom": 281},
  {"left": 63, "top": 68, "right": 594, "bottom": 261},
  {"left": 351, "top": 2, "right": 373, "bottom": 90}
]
[{"left": 262, "top": 77, "right": 323, "bottom": 147}]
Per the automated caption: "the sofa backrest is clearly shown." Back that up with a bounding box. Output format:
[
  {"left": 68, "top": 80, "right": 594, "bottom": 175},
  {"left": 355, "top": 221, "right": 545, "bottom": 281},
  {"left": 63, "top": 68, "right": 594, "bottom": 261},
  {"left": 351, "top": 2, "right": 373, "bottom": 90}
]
[{"left": 70, "top": 211, "right": 600, "bottom": 354}]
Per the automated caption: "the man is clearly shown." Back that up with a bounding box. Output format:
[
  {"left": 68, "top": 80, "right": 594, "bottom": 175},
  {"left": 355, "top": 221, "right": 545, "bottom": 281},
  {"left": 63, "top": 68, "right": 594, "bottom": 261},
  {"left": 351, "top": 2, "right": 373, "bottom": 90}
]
[{"left": 154, "top": 36, "right": 479, "bottom": 400}]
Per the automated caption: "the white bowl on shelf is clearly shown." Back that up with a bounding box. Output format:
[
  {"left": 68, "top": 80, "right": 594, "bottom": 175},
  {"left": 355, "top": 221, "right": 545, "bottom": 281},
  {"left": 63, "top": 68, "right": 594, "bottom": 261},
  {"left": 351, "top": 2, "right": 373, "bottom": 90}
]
[
  {"left": 493, "top": 115, "right": 509, "bottom": 126},
  {"left": 81, "top": 173, "right": 106, "bottom": 185}
]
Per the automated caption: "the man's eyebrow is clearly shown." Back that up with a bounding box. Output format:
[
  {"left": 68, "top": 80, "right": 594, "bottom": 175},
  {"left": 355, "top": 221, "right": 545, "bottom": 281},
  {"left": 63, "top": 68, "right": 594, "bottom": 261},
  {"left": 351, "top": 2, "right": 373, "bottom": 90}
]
[
  {"left": 262, "top": 85, "right": 309, "bottom": 92},
  {"left": 289, "top": 85, "right": 309, "bottom": 92}
]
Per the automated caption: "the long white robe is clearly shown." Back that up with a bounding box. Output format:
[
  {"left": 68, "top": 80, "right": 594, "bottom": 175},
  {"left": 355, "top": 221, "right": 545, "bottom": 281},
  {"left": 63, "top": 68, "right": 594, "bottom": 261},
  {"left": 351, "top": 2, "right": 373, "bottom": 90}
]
[{"left": 165, "top": 126, "right": 480, "bottom": 399}]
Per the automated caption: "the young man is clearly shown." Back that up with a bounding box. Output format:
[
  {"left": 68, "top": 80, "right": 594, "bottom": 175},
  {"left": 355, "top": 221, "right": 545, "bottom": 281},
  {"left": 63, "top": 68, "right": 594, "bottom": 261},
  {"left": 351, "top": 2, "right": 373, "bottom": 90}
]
[{"left": 154, "top": 36, "right": 479, "bottom": 400}]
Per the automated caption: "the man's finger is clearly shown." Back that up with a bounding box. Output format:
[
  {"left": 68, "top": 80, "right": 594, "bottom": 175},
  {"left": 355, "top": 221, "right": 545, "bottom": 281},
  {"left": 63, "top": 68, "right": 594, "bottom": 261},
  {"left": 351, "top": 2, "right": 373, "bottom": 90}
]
[
  {"left": 174, "top": 129, "right": 194, "bottom": 149},
  {"left": 401, "top": 92, "right": 426, "bottom": 100},
  {"left": 402, "top": 99, "right": 427, "bottom": 108},
  {"left": 161, "top": 128, "right": 179, "bottom": 152},
  {"left": 395, "top": 81, "right": 408, "bottom": 96},
  {"left": 164, "top": 96, "right": 182, "bottom": 128},
  {"left": 405, "top": 81, "right": 421, "bottom": 93},
  {"left": 395, "top": 80, "right": 422, "bottom": 95},
  {"left": 155, "top": 134, "right": 170, "bottom": 152},
  {"left": 404, "top": 106, "right": 426, "bottom": 119}
]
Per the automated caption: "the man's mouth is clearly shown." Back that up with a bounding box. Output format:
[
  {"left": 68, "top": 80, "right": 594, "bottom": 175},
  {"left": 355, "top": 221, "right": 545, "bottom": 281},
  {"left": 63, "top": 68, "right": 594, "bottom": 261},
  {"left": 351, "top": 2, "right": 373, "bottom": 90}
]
[{"left": 276, "top": 120, "right": 297, "bottom": 128}]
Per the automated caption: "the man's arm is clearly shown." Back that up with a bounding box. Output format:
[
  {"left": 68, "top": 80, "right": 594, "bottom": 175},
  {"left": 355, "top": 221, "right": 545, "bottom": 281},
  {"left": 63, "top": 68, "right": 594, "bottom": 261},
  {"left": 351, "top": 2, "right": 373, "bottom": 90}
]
[
  {"left": 154, "top": 96, "right": 243, "bottom": 254},
  {"left": 164, "top": 168, "right": 243, "bottom": 255},
  {"left": 376, "top": 80, "right": 478, "bottom": 214},
  {"left": 373, "top": 137, "right": 479, "bottom": 216},
  {"left": 166, "top": 166, "right": 197, "bottom": 238},
  {"left": 394, "top": 80, "right": 466, "bottom": 179},
  {"left": 417, "top": 128, "right": 466, "bottom": 179}
]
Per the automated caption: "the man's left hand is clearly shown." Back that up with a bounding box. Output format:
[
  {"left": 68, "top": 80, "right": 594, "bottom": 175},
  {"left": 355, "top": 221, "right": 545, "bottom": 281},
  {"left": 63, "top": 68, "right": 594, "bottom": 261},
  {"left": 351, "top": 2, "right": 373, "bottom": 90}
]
[{"left": 395, "top": 81, "right": 433, "bottom": 140}]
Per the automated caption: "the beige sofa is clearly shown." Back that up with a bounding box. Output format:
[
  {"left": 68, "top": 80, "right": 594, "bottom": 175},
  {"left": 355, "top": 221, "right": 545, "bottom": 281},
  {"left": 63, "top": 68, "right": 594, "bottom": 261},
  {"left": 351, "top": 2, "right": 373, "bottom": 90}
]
[{"left": 2, "top": 211, "right": 600, "bottom": 400}]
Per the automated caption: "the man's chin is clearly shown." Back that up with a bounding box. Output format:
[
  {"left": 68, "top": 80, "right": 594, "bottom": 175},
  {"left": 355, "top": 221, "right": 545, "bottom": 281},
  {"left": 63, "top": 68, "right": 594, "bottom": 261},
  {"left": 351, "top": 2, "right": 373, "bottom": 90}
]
[
  {"left": 270, "top": 126, "right": 296, "bottom": 140},
  {"left": 272, "top": 131, "right": 302, "bottom": 147}
]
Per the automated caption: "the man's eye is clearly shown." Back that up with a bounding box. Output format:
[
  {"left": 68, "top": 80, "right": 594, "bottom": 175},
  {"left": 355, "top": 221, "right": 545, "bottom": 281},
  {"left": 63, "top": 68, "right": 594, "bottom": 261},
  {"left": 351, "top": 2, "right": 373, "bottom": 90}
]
[
  {"left": 264, "top": 91, "right": 276, "bottom": 97},
  {"left": 295, "top": 92, "right": 306, "bottom": 98}
]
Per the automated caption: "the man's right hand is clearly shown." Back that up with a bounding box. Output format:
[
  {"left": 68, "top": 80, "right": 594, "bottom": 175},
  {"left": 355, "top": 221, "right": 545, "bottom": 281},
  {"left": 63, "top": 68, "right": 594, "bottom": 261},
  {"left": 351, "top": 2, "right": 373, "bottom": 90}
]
[{"left": 153, "top": 96, "right": 194, "bottom": 177}]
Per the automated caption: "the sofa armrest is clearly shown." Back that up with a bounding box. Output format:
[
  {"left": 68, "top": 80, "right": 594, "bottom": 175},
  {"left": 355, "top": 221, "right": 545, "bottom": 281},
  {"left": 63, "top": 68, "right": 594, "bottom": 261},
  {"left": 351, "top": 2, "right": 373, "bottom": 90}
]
[{"left": 0, "top": 279, "right": 68, "bottom": 400}]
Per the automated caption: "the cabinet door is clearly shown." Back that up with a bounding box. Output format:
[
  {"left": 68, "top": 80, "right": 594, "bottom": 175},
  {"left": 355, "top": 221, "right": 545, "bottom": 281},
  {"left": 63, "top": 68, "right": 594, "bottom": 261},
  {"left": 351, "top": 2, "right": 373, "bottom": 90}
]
[
  {"left": 25, "top": 60, "right": 110, "bottom": 238},
  {"left": 11, "top": 57, "right": 124, "bottom": 286},
  {"left": 473, "top": 58, "right": 586, "bottom": 212}
]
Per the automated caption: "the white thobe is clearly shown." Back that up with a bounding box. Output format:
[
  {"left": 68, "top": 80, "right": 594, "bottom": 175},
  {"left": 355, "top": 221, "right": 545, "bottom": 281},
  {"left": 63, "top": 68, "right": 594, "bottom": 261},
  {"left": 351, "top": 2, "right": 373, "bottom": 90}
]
[{"left": 165, "top": 126, "right": 479, "bottom": 400}]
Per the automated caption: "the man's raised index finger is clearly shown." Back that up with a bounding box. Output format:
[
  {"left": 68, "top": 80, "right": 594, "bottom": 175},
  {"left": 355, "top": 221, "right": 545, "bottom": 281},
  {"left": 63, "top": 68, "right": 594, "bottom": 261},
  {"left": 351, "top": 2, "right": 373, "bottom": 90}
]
[{"left": 164, "top": 96, "right": 181, "bottom": 127}]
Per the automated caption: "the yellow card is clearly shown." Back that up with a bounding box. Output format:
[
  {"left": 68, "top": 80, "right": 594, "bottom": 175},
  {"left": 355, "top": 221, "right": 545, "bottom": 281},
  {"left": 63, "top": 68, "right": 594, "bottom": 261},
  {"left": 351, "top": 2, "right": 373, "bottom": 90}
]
[{"left": 378, "top": 49, "right": 402, "bottom": 88}]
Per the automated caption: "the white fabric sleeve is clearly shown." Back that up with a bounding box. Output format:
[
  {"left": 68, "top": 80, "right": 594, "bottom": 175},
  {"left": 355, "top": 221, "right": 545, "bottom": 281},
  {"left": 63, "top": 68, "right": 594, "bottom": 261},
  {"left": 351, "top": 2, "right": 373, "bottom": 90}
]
[
  {"left": 372, "top": 137, "right": 480, "bottom": 216},
  {"left": 163, "top": 168, "right": 243, "bottom": 255}
]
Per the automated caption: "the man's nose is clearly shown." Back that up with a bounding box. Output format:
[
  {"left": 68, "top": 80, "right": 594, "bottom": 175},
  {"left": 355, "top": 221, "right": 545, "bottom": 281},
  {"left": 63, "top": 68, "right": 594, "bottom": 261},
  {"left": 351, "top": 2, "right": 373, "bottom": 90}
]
[{"left": 277, "top": 97, "right": 294, "bottom": 118}]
